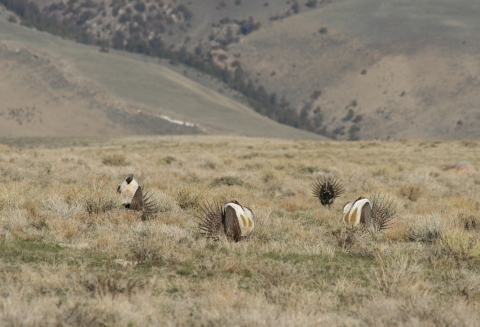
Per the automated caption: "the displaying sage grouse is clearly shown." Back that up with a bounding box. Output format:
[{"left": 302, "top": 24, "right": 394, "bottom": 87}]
[
  {"left": 117, "top": 174, "right": 157, "bottom": 219},
  {"left": 197, "top": 200, "right": 254, "bottom": 242},
  {"left": 343, "top": 194, "right": 396, "bottom": 231},
  {"left": 342, "top": 197, "right": 372, "bottom": 227},
  {"left": 369, "top": 193, "right": 396, "bottom": 231},
  {"left": 312, "top": 175, "right": 344, "bottom": 207}
]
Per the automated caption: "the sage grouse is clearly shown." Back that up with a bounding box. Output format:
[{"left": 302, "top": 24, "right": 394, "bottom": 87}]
[
  {"left": 312, "top": 175, "right": 344, "bottom": 207},
  {"left": 343, "top": 194, "right": 396, "bottom": 231},
  {"left": 342, "top": 197, "right": 372, "bottom": 227},
  {"left": 117, "top": 174, "right": 157, "bottom": 219},
  {"left": 197, "top": 200, "right": 254, "bottom": 242}
]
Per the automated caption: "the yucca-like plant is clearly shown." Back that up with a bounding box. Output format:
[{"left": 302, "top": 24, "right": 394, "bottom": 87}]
[
  {"left": 312, "top": 174, "right": 344, "bottom": 207},
  {"left": 371, "top": 193, "right": 396, "bottom": 231}
]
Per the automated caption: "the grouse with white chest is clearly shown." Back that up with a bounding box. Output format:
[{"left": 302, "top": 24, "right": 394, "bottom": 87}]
[{"left": 197, "top": 200, "right": 254, "bottom": 242}]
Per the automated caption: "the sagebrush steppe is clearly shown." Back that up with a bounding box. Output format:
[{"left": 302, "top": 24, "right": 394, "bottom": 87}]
[{"left": 0, "top": 136, "right": 479, "bottom": 326}]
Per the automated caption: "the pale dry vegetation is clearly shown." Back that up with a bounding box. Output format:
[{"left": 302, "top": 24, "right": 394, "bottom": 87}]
[{"left": 0, "top": 136, "right": 479, "bottom": 326}]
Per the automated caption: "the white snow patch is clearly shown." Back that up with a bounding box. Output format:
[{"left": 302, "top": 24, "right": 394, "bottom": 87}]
[{"left": 158, "top": 115, "right": 196, "bottom": 127}]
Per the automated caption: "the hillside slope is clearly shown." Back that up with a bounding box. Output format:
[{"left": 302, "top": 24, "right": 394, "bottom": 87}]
[
  {"left": 4, "top": 0, "right": 480, "bottom": 140},
  {"left": 228, "top": 0, "right": 480, "bottom": 140},
  {"left": 0, "top": 18, "right": 324, "bottom": 140}
]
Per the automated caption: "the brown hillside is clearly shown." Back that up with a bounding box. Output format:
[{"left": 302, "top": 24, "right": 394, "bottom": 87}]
[
  {"left": 0, "top": 18, "right": 324, "bottom": 140},
  {"left": 228, "top": 0, "right": 480, "bottom": 140},
  {"left": 4, "top": 0, "right": 480, "bottom": 140}
]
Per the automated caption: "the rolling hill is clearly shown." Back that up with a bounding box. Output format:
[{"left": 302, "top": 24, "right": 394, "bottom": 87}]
[
  {"left": 2, "top": 0, "right": 480, "bottom": 140},
  {"left": 227, "top": 0, "right": 480, "bottom": 140},
  {"left": 0, "top": 16, "right": 324, "bottom": 140}
]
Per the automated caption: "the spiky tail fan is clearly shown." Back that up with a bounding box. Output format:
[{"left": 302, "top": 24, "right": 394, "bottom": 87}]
[
  {"left": 196, "top": 200, "right": 225, "bottom": 240},
  {"left": 129, "top": 186, "right": 159, "bottom": 220},
  {"left": 371, "top": 193, "right": 396, "bottom": 231},
  {"left": 140, "top": 189, "right": 159, "bottom": 221},
  {"left": 312, "top": 174, "right": 345, "bottom": 207}
]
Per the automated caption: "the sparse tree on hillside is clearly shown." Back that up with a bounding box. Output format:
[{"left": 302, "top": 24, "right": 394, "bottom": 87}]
[
  {"left": 177, "top": 4, "right": 192, "bottom": 21},
  {"left": 133, "top": 1, "right": 146, "bottom": 13},
  {"left": 291, "top": 1, "right": 300, "bottom": 13},
  {"left": 269, "top": 93, "right": 277, "bottom": 106},
  {"left": 305, "top": 0, "right": 317, "bottom": 8},
  {"left": 112, "top": 30, "right": 126, "bottom": 50},
  {"left": 126, "top": 33, "right": 150, "bottom": 54}
]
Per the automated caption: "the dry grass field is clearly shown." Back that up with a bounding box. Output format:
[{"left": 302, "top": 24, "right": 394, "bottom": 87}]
[{"left": 0, "top": 136, "right": 479, "bottom": 326}]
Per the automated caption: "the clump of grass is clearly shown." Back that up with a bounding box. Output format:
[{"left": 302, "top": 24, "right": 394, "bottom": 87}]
[
  {"left": 0, "top": 183, "right": 32, "bottom": 209},
  {"left": 331, "top": 226, "right": 377, "bottom": 255},
  {"left": 211, "top": 176, "right": 244, "bottom": 187},
  {"left": 457, "top": 208, "right": 480, "bottom": 231},
  {"left": 199, "top": 160, "right": 216, "bottom": 169},
  {"left": 372, "top": 167, "right": 388, "bottom": 176},
  {"left": 369, "top": 253, "right": 423, "bottom": 297},
  {"left": 450, "top": 269, "right": 480, "bottom": 301},
  {"left": 161, "top": 156, "right": 176, "bottom": 164},
  {"left": 174, "top": 185, "right": 208, "bottom": 210},
  {"left": 41, "top": 161, "right": 52, "bottom": 174},
  {"left": 22, "top": 199, "right": 41, "bottom": 219},
  {"left": 241, "top": 152, "right": 259, "bottom": 159},
  {"left": 261, "top": 167, "right": 283, "bottom": 183},
  {"left": 29, "top": 216, "right": 49, "bottom": 231},
  {"left": 0, "top": 167, "right": 22, "bottom": 182},
  {"left": 129, "top": 228, "right": 165, "bottom": 265},
  {"left": 102, "top": 154, "right": 127, "bottom": 166},
  {"left": 249, "top": 207, "right": 275, "bottom": 243},
  {"left": 399, "top": 183, "right": 425, "bottom": 201},
  {"left": 440, "top": 230, "right": 480, "bottom": 265},
  {"left": 153, "top": 192, "right": 178, "bottom": 213},
  {"left": 60, "top": 301, "right": 121, "bottom": 327},
  {"left": 84, "top": 273, "right": 145, "bottom": 300},
  {"left": 409, "top": 213, "right": 448, "bottom": 243},
  {"left": 300, "top": 166, "right": 318, "bottom": 174},
  {"left": 461, "top": 141, "right": 478, "bottom": 148},
  {"left": 85, "top": 192, "right": 121, "bottom": 215},
  {"left": 42, "top": 196, "right": 84, "bottom": 218}
]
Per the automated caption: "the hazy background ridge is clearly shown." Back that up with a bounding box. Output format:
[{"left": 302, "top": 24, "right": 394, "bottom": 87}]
[
  {"left": 1, "top": 0, "right": 480, "bottom": 140},
  {"left": 0, "top": 18, "right": 324, "bottom": 140}
]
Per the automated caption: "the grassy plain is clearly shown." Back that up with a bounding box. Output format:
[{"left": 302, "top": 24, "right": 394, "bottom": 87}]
[{"left": 0, "top": 136, "right": 479, "bottom": 326}]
